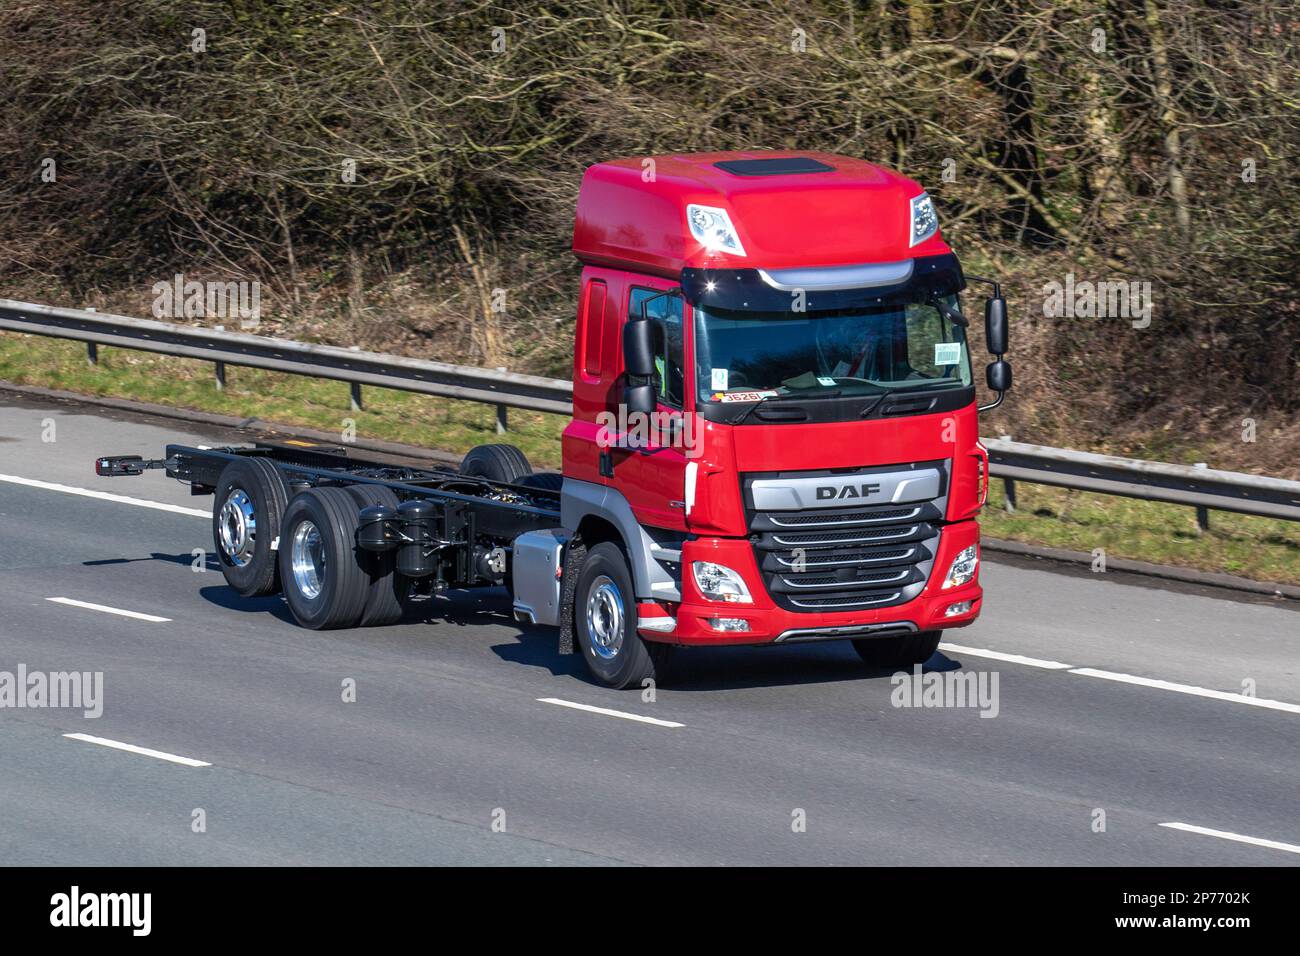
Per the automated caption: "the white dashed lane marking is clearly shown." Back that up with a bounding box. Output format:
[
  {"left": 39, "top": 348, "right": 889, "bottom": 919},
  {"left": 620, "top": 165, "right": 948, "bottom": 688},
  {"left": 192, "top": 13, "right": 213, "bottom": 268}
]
[
  {"left": 46, "top": 597, "right": 171, "bottom": 623},
  {"left": 1159, "top": 822, "right": 1300, "bottom": 856},
  {"left": 940, "top": 643, "right": 1300, "bottom": 715},
  {"left": 537, "top": 697, "right": 684, "bottom": 728},
  {"left": 64, "top": 733, "right": 211, "bottom": 768}
]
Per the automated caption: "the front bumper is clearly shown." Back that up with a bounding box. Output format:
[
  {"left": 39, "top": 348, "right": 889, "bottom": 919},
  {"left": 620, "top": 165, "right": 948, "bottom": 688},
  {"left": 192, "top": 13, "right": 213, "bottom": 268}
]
[{"left": 642, "top": 520, "right": 982, "bottom": 646}]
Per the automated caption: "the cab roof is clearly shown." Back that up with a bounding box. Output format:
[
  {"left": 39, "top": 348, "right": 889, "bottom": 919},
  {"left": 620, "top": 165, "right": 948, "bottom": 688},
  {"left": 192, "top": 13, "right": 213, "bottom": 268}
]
[{"left": 572, "top": 150, "right": 950, "bottom": 277}]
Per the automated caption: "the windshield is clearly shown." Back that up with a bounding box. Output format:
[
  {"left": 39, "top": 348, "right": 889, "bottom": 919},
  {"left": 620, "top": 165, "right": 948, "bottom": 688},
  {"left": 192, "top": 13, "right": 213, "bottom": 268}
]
[{"left": 694, "top": 294, "right": 972, "bottom": 403}]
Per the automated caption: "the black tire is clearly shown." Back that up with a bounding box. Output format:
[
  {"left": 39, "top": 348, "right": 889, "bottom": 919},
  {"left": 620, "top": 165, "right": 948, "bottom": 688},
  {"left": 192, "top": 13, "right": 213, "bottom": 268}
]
[
  {"left": 575, "top": 541, "right": 671, "bottom": 689},
  {"left": 852, "top": 630, "right": 942, "bottom": 668},
  {"left": 278, "top": 486, "right": 370, "bottom": 630},
  {"left": 460, "top": 444, "right": 532, "bottom": 484},
  {"left": 346, "top": 485, "right": 415, "bottom": 627},
  {"left": 212, "top": 457, "right": 290, "bottom": 597},
  {"left": 519, "top": 472, "right": 564, "bottom": 492}
]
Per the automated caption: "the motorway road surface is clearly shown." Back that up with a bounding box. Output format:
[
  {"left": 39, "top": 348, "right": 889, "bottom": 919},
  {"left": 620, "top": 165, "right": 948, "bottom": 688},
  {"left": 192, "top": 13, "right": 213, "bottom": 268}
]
[{"left": 0, "top": 394, "right": 1297, "bottom": 866}]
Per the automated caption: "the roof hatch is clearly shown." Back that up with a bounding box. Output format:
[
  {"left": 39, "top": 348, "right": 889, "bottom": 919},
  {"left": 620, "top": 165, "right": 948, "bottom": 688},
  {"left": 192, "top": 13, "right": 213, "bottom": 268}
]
[{"left": 713, "top": 156, "right": 835, "bottom": 177}]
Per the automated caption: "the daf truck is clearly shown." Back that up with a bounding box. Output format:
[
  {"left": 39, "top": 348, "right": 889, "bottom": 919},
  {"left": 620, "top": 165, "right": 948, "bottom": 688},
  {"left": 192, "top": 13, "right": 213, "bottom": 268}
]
[{"left": 98, "top": 151, "right": 1012, "bottom": 689}]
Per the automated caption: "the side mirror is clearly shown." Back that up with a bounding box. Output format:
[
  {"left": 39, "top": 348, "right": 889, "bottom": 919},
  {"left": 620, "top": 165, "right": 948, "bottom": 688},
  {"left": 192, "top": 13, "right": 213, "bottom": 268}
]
[
  {"left": 985, "top": 296, "right": 1008, "bottom": 355},
  {"left": 623, "top": 318, "right": 656, "bottom": 378},
  {"left": 624, "top": 383, "right": 657, "bottom": 416},
  {"left": 986, "top": 359, "right": 1012, "bottom": 393},
  {"left": 623, "top": 318, "right": 658, "bottom": 415}
]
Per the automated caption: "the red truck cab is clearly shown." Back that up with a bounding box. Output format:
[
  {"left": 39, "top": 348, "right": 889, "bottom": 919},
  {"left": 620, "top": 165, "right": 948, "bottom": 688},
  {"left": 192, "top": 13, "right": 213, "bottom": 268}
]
[{"left": 558, "top": 151, "right": 1011, "bottom": 687}]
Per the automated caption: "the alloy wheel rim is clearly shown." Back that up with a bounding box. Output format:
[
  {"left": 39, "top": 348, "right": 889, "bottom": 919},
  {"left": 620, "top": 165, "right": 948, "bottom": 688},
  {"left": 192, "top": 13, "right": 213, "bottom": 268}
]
[
  {"left": 290, "top": 519, "right": 326, "bottom": 599},
  {"left": 218, "top": 488, "right": 257, "bottom": 567},
  {"left": 585, "top": 575, "right": 624, "bottom": 660}
]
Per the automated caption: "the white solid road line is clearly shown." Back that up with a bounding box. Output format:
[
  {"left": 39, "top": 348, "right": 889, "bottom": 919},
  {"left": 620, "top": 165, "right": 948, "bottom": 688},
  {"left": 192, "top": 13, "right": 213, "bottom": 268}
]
[
  {"left": 63, "top": 733, "right": 211, "bottom": 768},
  {"left": 940, "top": 643, "right": 1300, "bottom": 716},
  {"left": 1068, "top": 667, "right": 1300, "bottom": 715},
  {"left": 0, "top": 473, "right": 209, "bottom": 518},
  {"left": 939, "top": 643, "right": 1074, "bottom": 670},
  {"left": 537, "top": 697, "right": 685, "bottom": 728},
  {"left": 1159, "top": 822, "right": 1300, "bottom": 856},
  {"left": 47, "top": 597, "right": 171, "bottom": 623}
]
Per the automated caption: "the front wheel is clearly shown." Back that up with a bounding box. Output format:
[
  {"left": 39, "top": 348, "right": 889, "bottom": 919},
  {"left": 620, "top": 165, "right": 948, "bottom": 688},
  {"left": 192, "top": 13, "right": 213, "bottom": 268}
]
[
  {"left": 852, "top": 630, "right": 942, "bottom": 668},
  {"left": 575, "top": 542, "right": 671, "bottom": 689}
]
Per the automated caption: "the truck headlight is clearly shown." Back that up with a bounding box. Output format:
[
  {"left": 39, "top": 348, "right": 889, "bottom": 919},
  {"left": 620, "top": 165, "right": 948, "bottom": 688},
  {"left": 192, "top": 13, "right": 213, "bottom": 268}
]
[
  {"left": 942, "top": 545, "right": 978, "bottom": 589},
  {"left": 686, "top": 204, "right": 747, "bottom": 257},
  {"left": 692, "top": 561, "right": 753, "bottom": 603},
  {"left": 909, "top": 192, "right": 938, "bottom": 247}
]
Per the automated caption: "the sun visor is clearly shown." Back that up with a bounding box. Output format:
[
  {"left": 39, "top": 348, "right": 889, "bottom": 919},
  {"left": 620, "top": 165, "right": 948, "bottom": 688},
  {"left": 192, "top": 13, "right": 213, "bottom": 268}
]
[{"left": 681, "top": 253, "right": 965, "bottom": 313}]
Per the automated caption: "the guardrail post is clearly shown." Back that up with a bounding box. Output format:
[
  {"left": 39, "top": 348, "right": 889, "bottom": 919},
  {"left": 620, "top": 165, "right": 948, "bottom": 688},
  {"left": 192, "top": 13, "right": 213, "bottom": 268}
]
[
  {"left": 494, "top": 367, "right": 508, "bottom": 433},
  {"left": 1194, "top": 463, "right": 1210, "bottom": 532},
  {"left": 214, "top": 361, "right": 226, "bottom": 391},
  {"left": 84, "top": 308, "right": 98, "bottom": 365},
  {"left": 999, "top": 435, "right": 1016, "bottom": 512},
  {"left": 350, "top": 382, "right": 363, "bottom": 412}
]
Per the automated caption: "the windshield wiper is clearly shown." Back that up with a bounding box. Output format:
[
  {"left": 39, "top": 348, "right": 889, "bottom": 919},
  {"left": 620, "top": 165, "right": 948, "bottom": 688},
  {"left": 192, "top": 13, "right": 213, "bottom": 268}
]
[{"left": 726, "top": 388, "right": 846, "bottom": 425}]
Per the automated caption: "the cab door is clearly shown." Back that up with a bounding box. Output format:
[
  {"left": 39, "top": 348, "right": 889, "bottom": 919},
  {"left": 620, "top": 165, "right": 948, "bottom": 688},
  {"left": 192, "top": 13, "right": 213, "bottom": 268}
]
[{"left": 608, "top": 283, "right": 691, "bottom": 532}]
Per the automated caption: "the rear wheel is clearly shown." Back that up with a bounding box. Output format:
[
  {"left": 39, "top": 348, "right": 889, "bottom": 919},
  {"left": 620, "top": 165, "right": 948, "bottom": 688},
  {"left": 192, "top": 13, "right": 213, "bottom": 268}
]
[
  {"left": 460, "top": 444, "right": 532, "bottom": 484},
  {"left": 576, "top": 542, "right": 671, "bottom": 689},
  {"left": 212, "top": 457, "right": 290, "bottom": 597},
  {"left": 852, "top": 630, "right": 942, "bottom": 668},
  {"left": 346, "top": 485, "right": 415, "bottom": 627},
  {"left": 519, "top": 472, "right": 563, "bottom": 492},
  {"left": 278, "top": 486, "right": 370, "bottom": 630}
]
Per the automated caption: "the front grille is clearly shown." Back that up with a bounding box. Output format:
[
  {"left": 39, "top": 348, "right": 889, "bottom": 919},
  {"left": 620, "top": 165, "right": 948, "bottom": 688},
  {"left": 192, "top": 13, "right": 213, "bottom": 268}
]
[
  {"left": 748, "top": 497, "right": 942, "bottom": 612},
  {"left": 765, "top": 506, "right": 920, "bottom": 526},
  {"left": 788, "top": 592, "right": 905, "bottom": 610}
]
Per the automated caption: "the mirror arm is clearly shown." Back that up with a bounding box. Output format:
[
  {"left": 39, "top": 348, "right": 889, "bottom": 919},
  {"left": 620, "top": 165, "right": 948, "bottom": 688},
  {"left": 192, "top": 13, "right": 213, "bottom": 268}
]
[
  {"left": 964, "top": 273, "right": 1002, "bottom": 300},
  {"left": 638, "top": 287, "right": 682, "bottom": 323},
  {"left": 977, "top": 392, "right": 1005, "bottom": 413}
]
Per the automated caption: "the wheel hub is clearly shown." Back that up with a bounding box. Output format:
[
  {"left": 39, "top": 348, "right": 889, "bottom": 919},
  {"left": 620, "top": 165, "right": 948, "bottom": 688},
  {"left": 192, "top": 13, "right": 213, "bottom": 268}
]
[
  {"left": 585, "top": 575, "right": 624, "bottom": 660},
  {"left": 290, "top": 519, "right": 326, "bottom": 600},
  {"left": 218, "top": 488, "right": 257, "bottom": 567}
]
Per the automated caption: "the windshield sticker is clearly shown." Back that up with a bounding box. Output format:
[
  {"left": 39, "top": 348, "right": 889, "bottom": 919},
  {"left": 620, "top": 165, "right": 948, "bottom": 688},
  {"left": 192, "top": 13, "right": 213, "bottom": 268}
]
[
  {"left": 714, "top": 390, "right": 779, "bottom": 403},
  {"left": 831, "top": 360, "right": 851, "bottom": 377},
  {"left": 711, "top": 367, "right": 729, "bottom": 391},
  {"left": 816, "top": 376, "right": 836, "bottom": 387},
  {"left": 934, "top": 342, "right": 962, "bottom": 366}
]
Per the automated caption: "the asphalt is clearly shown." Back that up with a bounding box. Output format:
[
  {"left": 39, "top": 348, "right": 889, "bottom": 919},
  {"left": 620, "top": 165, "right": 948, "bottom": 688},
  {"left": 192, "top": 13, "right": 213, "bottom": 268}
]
[{"left": 0, "top": 396, "right": 1297, "bottom": 866}]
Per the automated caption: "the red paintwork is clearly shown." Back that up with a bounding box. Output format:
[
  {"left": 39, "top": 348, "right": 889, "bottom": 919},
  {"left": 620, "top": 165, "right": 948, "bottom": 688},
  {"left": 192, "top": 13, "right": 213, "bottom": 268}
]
[
  {"left": 685, "top": 405, "right": 985, "bottom": 539},
  {"left": 564, "top": 150, "right": 986, "bottom": 646},
  {"left": 573, "top": 150, "right": 951, "bottom": 276}
]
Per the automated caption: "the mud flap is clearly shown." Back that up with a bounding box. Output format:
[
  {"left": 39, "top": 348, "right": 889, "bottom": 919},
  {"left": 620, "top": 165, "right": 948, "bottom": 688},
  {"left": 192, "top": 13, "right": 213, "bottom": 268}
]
[{"left": 557, "top": 534, "right": 586, "bottom": 654}]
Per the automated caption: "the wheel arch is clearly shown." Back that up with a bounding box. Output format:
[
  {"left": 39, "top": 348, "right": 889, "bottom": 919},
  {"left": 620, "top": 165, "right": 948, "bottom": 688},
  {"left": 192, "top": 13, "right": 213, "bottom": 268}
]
[{"left": 560, "top": 479, "right": 678, "bottom": 602}]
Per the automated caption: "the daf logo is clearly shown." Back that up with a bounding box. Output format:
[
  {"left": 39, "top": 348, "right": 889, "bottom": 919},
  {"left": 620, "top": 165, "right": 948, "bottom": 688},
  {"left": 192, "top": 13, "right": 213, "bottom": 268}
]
[{"left": 815, "top": 482, "right": 881, "bottom": 501}]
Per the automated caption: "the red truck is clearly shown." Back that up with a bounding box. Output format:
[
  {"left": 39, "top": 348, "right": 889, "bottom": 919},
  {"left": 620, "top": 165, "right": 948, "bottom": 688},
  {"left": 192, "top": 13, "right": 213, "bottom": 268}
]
[{"left": 98, "top": 150, "right": 1011, "bottom": 689}]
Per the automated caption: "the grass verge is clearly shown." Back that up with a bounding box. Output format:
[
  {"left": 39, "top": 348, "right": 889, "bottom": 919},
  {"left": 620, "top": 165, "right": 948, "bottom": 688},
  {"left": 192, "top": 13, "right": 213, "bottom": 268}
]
[
  {"left": 981, "top": 481, "right": 1300, "bottom": 587},
  {"left": 3, "top": 332, "right": 1298, "bottom": 587}
]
